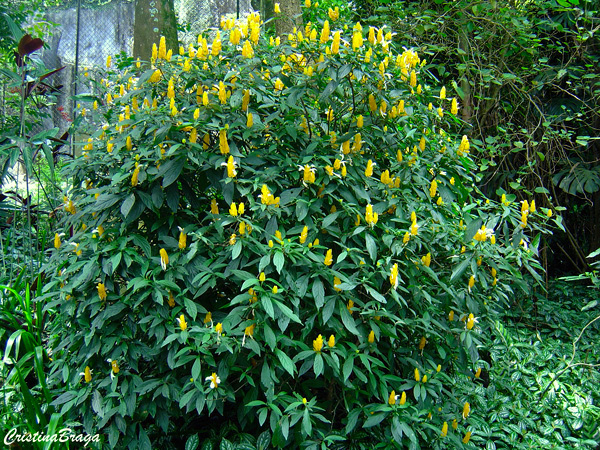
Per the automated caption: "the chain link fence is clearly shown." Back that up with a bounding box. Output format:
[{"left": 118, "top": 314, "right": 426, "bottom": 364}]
[{"left": 8, "top": 0, "right": 254, "bottom": 143}]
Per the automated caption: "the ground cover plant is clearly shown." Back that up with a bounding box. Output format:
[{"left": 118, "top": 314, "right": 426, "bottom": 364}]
[{"left": 41, "top": 3, "right": 557, "bottom": 448}]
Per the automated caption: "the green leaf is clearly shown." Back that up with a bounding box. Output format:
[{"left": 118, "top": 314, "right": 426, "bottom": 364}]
[
  {"left": 185, "top": 434, "right": 200, "bottom": 450},
  {"left": 273, "top": 300, "right": 302, "bottom": 323},
  {"left": 342, "top": 357, "right": 354, "bottom": 381},
  {"left": 273, "top": 251, "right": 285, "bottom": 274},
  {"left": 340, "top": 302, "right": 359, "bottom": 335},
  {"left": 312, "top": 278, "right": 325, "bottom": 309},
  {"left": 450, "top": 258, "right": 471, "bottom": 283},
  {"left": 363, "top": 413, "right": 386, "bottom": 428},
  {"left": 160, "top": 158, "right": 185, "bottom": 188},
  {"left": 346, "top": 409, "right": 361, "bottom": 434},
  {"left": 256, "top": 431, "right": 271, "bottom": 450},
  {"left": 121, "top": 193, "right": 136, "bottom": 218},
  {"left": 275, "top": 349, "right": 295, "bottom": 376},
  {"left": 365, "top": 234, "right": 377, "bottom": 262},
  {"left": 219, "top": 439, "right": 234, "bottom": 450},
  {"left": 464, "top": 218, "right": 483, "bottom": 242},
  {"left": 232, "top": 240, "right": 242, "bottom": 260},
  {"left": 365, "top": 286, "right": 386, "bottom": 303},
  {"left": 314, "top": 353, "right": 324, "bottom": 377}
]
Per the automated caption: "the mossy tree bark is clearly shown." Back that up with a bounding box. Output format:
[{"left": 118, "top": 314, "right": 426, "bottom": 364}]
[
  {"left": 274, "top": 0, "right": 302, "bottom": 38},
  {"left": 133, "top": 0, "right": 178, "bottom": 61}
]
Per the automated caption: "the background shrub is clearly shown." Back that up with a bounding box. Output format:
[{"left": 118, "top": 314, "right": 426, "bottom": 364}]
[{"left": 43, "top": 5, "right": 555, "bottom": 448}]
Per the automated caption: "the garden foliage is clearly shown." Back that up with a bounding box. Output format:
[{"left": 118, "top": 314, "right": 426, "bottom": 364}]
[{"left": 43, "top": 4, "right": 554, "bottom": 448}]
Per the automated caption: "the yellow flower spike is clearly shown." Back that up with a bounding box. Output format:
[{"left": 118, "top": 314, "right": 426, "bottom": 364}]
[
  {"left": 439, "top": 421, "right": 449, "bottom": 437},
  {"left": 168, "top": 292, "right": 175, "bottom": 307},
  {"left": 326, "top": 334, "right": 336, "bottom": 348},
  {"left": 452, "top": 419, "right": 458, "bottom": 430},
  {"left": 414, "top": 368, "right": 420, "bottom": 382},
  {"left": 211, "top": 199, "right": 219, "bottom": 215},
  {"left": 126, "top": 135, "right": 132, "bottom": 151},
  {"left": 521, "top": 199, "right": 530, "bottom": 214},
  {"left": 451, "top": 97, "right": 458, "bottom": 115},
  {"left": 429, "top": 179, "right": 437, "bottom": 198},
  {"left": 324, "top": 249, "right": 333, "bottom": 266},
  {"left": 368, "top": 94, "right": 377, "bottom": 113},
  {"left": 389, "top": 263, "right": 399, "bottom": 289},
  {"left": 320, "top": 20, "right": 330, "bottom": 43},
  {"left": 463, "top": 401, "right": 471, "bottom": 419},
  {"left": 468, "top": 275, "right": 475, "bottom": 291},
  {"left": 159, "top": 248, "right": 169, "bottom": 270},
  {"left": 333, "top": 276, "right": 342, "bottom": 292},
  {"left": 106, "top": 55, "right": 111, "bottom": 68},
  {"left": 458, "top": 135, "right": 470, "bottom": 156},
  {"left": 439, "top": 86, "right": 446, "bottom": 100},
  {"left": 547, "top": 208, "right": 553, "bottom": 217},
  {"left": 178, "top": 314, "right": 188, "bottom": 331},
  {"left": 410, "top": 221, "right": 419, "bottom": 236},
  {"left": 259, "top": 272, "right": 266, "bottom": 282},
  {"left": 475, "top": 367, "right": 482, "bottom": 378},
  {"left": 54, "top": 233, "right": 61, "bottom": 249},
  {"left": 409, "top": 70, "right": 417, "bottom": 87},
  {"left": 97, "top": 283, "right": 107, "bottom": 301},
  {"left": 352, "top": 30, "right": 363, "bottom": 51},
  {"left": 299, "top": 226, "right": 308, "bottom": 244},
  {"left": 365, "top": 159, "right": 375, "bottom": 177},
  {"left": 466, "top": 313, "right": 475, "bottom": 330},
  {"left": 403, "top": 232, "right": 410, "bottom": 244},
  {"left": 461, "top": 245, "right": 466, "bottom": 253},
  {"left": 229, "top": 203, "right": 238, "bottom": 217},
  {"left": 419, "top": 336, "right": 426, "bottom": 350},
  {"left": 530, "top": 199, "right": 536, "bottom": 213},
  {"left": 158, "top": 35, "right": 167, "bottom": 59},
  {"left": 110, "top": 360, "right": 119, "bottom": 374},
  {"left": 399, "top": 391, "right": 406, "bottom": 405},
  {"left": 219, "top": 129, "right": 230, "bottom": 155},
  {"left": 368, "top": 330, "right": 375, "bottom": 344},
  {"left": 463, "top": 431, "right": 472, "bottom": 444},
  {"left": 203, "top": 312, "right": 212, "bottom": 324},
  {"left": 330, "top": 30, "right": 340, "bottom": 54},
  {"left": 274, "top": 78, "right": 285, "bottom": 91},
  {"left": 245, "top": 324, "right": 255, "bottom": 337},
  {"left": 215, "top": 322, "right": 223, "bottom": 334},
  {"left": 305, "top": 0, "right": 311, "bottom": 6},
  {"left": 84, "top": 366, "right": 92, "bottom": 383},
  {"left": 387, "top": 390, "right": 398, "bottom": 406},
  {"left": 520, "top": 212, "right": 528, "bottom": 228},
  {"left": 328, "top": 6, "right": 339, "bottom": 20},
  {"left": 178, "top": 228, "right": 187, "bottom": 249},
  {"left": 272, "top": 285, "right": 278, "bottom": 294},
  {"left": 422, "top": 374, "right": 428, "bottom": 383},
  {"left": 229, "top": 234, "right": 236, "bottom": 246},
  {"left": 313, "top": 334, "right": 324, "bottom": 352},
  {"left": 225, "top": 155, "right": 237, "bottom": 178},
  {"left": 449, "top": 310, "right": 454, "bottom": 321},
  {"left": 268, "top": 240, "right": 274, "bottom": 248},
  {"left": 437, "top": 364, "right": 441, "bottom": 372},
  {"left": 347, "top": 299, "right": 354, "bottom": 315},
  {"left": 189, "top": 128, "right": 198, "bottom": 144},
  {"left": 274, "top": 3, "right": 280, "bottom": 13}
]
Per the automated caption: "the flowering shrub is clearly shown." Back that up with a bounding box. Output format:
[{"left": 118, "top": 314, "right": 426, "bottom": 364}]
[{"left": 43, "top": 4, "right": 554, "bottom": 448}]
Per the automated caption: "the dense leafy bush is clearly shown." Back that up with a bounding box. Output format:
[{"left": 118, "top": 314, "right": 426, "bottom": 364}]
[
  {"left": 354, "top": 0, "right": 599, "bottom": 272},
  {"left": 43, "top": 4, "right": 555, "bottom": 448}
]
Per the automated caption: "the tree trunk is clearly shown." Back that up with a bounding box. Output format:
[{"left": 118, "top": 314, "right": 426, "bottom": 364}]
[
  {"left": 275, "top": 0, "right": 302, "bottom": 38},
  {"left": 133, "top": 0, "right": 178, "bottom": 62}
]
